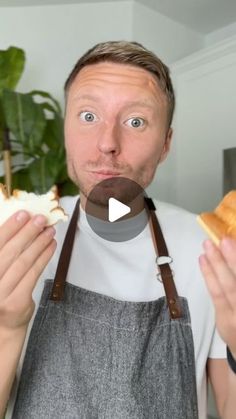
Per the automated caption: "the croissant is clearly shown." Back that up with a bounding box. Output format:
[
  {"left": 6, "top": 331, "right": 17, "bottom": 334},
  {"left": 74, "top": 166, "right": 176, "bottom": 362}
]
[
  {"left": 0, "top": 184, "right": 68, "bottom": 226},
  {"left": 197, "top": 190, "right": 236, "bottom": 245}
]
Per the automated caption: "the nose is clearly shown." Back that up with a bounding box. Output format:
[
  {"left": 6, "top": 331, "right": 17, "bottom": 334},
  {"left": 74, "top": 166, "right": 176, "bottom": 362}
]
[{"left": 97, "top": 122, "right": 121, "bottom": 155}]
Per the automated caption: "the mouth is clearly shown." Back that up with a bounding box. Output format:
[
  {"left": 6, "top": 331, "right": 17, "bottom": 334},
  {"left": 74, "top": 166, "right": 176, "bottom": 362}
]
[{"left": 89, "top": 170, "right": 122, "bottom": 180}]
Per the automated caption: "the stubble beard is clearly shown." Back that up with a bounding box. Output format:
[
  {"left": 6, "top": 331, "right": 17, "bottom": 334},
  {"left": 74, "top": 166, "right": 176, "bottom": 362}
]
[{"left": 67, "top": 158, "right": 156, "bottom": 208}]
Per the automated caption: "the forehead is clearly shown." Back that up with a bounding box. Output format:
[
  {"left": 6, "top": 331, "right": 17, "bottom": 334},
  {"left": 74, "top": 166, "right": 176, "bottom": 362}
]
[{"left": 67, "top": 62, "right": 167, "bottom": 108}]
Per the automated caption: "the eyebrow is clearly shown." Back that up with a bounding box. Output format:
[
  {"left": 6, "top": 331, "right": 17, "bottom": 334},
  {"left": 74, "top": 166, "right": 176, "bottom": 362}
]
[{"left": 73, "top": 94, "right": 156, "bottom": 110}]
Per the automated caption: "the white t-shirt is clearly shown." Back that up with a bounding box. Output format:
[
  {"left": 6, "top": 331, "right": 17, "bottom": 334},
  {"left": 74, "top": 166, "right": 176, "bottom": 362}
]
[{"left": 6, "top": 196, "right": 226, "bottom": 419}]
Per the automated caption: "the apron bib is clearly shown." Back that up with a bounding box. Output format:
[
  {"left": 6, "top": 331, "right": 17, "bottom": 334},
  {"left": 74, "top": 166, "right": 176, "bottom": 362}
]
[{"left": 12, "top": 198, "right": 199, "bottom": 419}]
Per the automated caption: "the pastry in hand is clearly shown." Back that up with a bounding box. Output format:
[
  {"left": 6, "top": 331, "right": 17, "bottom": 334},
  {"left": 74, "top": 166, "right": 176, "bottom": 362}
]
[
  {"left": 0, "top": 184, "right": 68, "bottom": 226},
  {"left": 197, "top": 190, "right": 236, "bottom": 245}
]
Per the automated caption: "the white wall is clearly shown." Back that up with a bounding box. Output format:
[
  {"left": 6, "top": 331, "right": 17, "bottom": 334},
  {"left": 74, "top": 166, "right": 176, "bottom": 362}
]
[
  {"left": 132, "top": 1, "right": 204, "bottom": 203},
  {"left": 132, "top": 1, "right": 204, "bottom": 64},
  {"left": 0, "top": 0, "right": 204, "bottom": 108},
  {"left": 205, "top": 21, "right": 236, "bottom": 47},
  {"left": 0, "top": 1, "right": 133, "bottom": 107},
  {"left": 172, "top": 35, "right": 236, "bottom": 214}
]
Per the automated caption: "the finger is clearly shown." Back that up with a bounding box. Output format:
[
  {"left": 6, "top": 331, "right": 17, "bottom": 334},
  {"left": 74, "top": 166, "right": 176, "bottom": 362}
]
[
  {"left": 220, "top": 238, "right": 236, "bottom": 276},
  {"left": 13, "top": 239, "right": 57, "bottom": 301},
  {"left": 199, "top": 253, "right": 232, "bottom": 314},
  {"left": 0, "top": 226, "right": 56, "bottom": 300},
  {"left": 3, "top": 240, "right": 57, "bottom": 321},
  {"left": 0, "top": 214, "right": 48, "bottom": 279},
  {"left": 202, "top": 240, "right": 236, "bottom": 310},
  {"left": 0, "top": 211, "right": 30, "bottom": 249}
]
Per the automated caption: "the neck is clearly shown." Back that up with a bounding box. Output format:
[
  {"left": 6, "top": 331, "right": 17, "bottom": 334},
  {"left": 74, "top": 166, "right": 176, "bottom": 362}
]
[{"left": 80, "top": 192, "right": 145, "bottom": 221}]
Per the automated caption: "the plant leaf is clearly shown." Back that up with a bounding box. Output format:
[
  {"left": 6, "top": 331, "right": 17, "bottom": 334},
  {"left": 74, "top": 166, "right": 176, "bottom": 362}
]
[
  {"left": 2, "top": 89, "right": 46, "bottom": 154},
  {"left": 0, "top": 100, "right": 6, "bottom": 150},
  {"left": 29, "top": 90, "right": 62, "bottom": 115},
  {"left": 28, "top": 149, "right": 64, "bottom": 193},
  {"left": 0, "top": 46, "right": 25, "bottom": 95},
  {"left": 42, "top": 114, "right": 64, "bottom": 151},
  {"left": 11, "top": 168, "right": 33, "bottom": 192}
]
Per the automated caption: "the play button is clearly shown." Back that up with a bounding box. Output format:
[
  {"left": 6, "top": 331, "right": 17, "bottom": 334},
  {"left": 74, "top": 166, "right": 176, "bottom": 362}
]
[
  {"left": 108, "top": 198, "right": 131, "bottom": 222},
  {"left": 85, "top": 177, "right": 150, "bottom": 242}
]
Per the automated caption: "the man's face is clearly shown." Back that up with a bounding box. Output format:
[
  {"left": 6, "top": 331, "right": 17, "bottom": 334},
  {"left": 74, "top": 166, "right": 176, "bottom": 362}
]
[{"left": 64, "top": 62, "right": 172, "bottom": 206}]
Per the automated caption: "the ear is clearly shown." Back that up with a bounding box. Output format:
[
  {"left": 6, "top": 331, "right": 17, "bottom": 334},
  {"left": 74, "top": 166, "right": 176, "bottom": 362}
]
[{"left": 159, "top": 127, "right": 173, "bottom": 163}]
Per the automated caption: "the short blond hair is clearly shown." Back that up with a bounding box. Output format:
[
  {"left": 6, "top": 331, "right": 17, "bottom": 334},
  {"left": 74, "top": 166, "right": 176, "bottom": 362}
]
[{"left": 64, "top": 41, "right": 175, "bottom": 128}]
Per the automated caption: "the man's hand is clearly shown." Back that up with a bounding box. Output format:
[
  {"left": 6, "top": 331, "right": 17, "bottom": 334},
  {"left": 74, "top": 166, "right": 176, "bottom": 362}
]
[
  {"left": 0, "top": 210, "right": 56, "bottom": 331},
  {"left": 0, "top": 210, "right": 57, "bottom": 417},
  {"left": 199, "top": 238, "right": 236, "bottom": 357}
]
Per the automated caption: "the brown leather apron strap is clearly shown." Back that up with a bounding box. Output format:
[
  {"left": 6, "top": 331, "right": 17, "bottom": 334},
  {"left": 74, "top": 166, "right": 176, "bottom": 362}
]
[
  {"left": 50, "top": 196, "right": 182, "bottom": 319},
  {"left": 144, "top": 198, "right": 182, "bottom": 319},
  {"left": 49, "top": 197, "right": 80, "bottom": 301}
]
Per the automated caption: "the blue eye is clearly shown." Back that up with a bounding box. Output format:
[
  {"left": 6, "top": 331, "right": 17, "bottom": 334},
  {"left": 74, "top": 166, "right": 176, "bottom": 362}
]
[
  {"left": 79, "top": 111, "right": 98, "bottom": 122},
  {"left": 126, "top": 117, "right": 145, "bottom": 128}
]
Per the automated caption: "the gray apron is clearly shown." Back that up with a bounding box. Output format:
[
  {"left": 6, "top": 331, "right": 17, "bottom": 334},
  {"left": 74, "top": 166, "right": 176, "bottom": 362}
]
[{"left": 12, "top": 198, "right": 199, "bottom": 419}]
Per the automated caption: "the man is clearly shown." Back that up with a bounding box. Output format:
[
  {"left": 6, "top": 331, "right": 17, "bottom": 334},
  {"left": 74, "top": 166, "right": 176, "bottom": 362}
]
[{"left": 1, "top": 41, "right": 236, "bottom": 419}]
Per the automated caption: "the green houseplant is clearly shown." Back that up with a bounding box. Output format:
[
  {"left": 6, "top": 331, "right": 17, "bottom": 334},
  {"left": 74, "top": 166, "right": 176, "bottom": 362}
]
[{"left": 0, "top": 46, "right": 77, "bottom": 196}]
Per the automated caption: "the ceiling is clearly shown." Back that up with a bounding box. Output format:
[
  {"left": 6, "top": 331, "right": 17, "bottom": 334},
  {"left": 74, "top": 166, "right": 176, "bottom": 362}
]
[{"left": 0, "top": 0, "right": 236, "bottom": 34}]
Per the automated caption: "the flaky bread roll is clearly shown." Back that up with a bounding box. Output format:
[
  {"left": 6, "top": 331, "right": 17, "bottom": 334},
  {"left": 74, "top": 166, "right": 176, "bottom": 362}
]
[
  {"left": 197, "top": 190, "right": 236, "bottom": 245},
  {"left": 0, "top": 184, "right": 68, "bottom": 226}
]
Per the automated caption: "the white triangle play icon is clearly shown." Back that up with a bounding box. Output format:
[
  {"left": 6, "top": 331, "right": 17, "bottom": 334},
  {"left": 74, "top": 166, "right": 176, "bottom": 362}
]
[{"left": 108, "top": 198, "right": 131, "bottom": 222}]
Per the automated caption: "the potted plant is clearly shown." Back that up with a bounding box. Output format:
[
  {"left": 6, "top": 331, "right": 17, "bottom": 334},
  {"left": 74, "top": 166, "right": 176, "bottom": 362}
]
[{"left": 0, "top": 46, "right": 77, "bottom": 196}]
